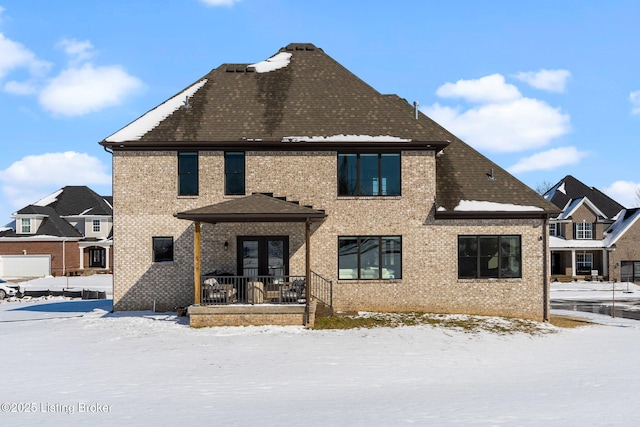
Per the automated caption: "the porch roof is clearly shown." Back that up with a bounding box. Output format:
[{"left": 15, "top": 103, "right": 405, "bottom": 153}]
[{"left": 174, "top": 193, "right": 327, "bottom": 223}]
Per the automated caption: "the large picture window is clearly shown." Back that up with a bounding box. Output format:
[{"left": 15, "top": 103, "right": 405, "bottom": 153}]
[
  {"left": 338, "top": 236, "right": 401, "bottom": 280},
  {"left": 178, "top": 152, "right": 198, "bottom": 196},
  {"left": 152, "top": 237, "right": 174, "bottom": 263},
  {"left": 458, "top": 235, "right": 521, "bottom": 279},
  {"left": 338, "top": 153, "right": 400, "bottom": 196},
  {"left": 225, "top": 152, "right": 245, "bottom": 195}
]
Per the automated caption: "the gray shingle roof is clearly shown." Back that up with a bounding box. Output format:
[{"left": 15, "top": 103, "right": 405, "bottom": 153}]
[{"left": 544, "top": 175, "right": 624, "bottom": 219}]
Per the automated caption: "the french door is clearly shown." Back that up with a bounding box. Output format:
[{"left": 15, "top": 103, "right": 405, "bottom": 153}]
[{"left": 237, "top": 236, "right": 289, "bottom": 278}]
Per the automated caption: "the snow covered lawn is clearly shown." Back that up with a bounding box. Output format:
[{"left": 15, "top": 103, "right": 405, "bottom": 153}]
[{"left": 1, "top": 276, "right": 640, "bottom": 426}]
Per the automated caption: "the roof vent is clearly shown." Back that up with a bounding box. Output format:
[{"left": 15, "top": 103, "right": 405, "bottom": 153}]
[
  {"left": 413, "top": 101, "right": 419, "bottom": 119},
  {"left": 487, "top": 168, "right": 496, "bottom": 181}
]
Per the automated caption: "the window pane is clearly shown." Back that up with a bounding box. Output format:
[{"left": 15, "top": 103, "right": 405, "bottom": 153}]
[
  {"left": 225, "top": 152, "right": 245, "bottom": 195},
  {"left": 359, "top": 237, "right": 380, "bottom": 279},
  {"left": 458, "top": 236, "right": 478, "bottom": 278},
  {"left": 381, "top": 154, "right": 400, "bottom": 196},
  {"left": 178, "top": 152, "right": 198, "bottom": 196},
  {"left": 338, "top": 154, "right": 358, "bottom": 196},
  {"left": 500, "top": 236, "right": 521, "bottom": 278},
  {"left": 153, "top": 237, "right": 174, "bottom": 262},
  {"left": 338, "top": 237, "right": 358, "bottom": 279},
  {"left": 359, "top": 154, "right": 378, "bottom": 196},
  {"left": 382, "top": 237, "right": 401, "bottom": 279},
  {"left": 479, "top": 236, "right": 499, "bottom": 278}
]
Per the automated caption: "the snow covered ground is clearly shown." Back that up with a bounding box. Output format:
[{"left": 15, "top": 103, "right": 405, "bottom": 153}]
[{"left": 2, "top": 276, "right": 640, "bottom": 426}]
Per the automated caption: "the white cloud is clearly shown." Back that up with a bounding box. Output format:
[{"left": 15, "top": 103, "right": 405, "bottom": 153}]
[
  {"left": 57, "top": 38, "right": 94, "bottom": 64},
  {"left": 0, "top": 33, "right": 51, "bottom": 80},
  {"left": 424, "top": 73, "right": 571, "bottom": 152},
  {"left": 3, "top": 79, "right": 37, "bottom": 95},
  {"left": 603, "top": 180, "right": 640, "bottom": 208},
  {"left": 199, "top": 0, "right": 241, "bottom": 6},
  {"left": 514, "top": 69, "right": 571, "bottom": 93},
  {"left": 0, "top": 152, "right": 112, "bottom": 212},
  {"left": 435, "top": 74, "right": 521, "bottom": 104},
  {"left": 630, "top": 91, "right": 640, "bottom": 115},
  {"left": 39, "top": 63, "right": 143, "bottom": 116},
  {"left": 507, "top": 146, "right": 589, "bottom": 174}
]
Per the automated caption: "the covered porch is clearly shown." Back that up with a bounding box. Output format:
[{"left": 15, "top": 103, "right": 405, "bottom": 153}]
[
  {"left": 550, "top": 239, "right": 617, "bottom": 281},
  {"left": 174, "top": 193, "right": 329, "bottom": 327}
]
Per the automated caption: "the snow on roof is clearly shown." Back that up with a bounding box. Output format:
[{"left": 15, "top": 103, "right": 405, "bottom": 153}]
[
  {"left": 282, "top": 134, "right": 411, "bottom": 143},
  {"left": 34, "top": 189, "right": 63, "bottom": 207},
  {"left": 79, "top": 208, "right": 94, "bottom": 216},
  {"left": 549, "top": 236, "right": 604, "bottom": 249},
  {"left": 558, "top": 182, "right": 566, "bottom": 194},
  {"left": 453, "top": 200, "right": 544, "bottom": 212},
  {"left": 249, "top": 52, "right": 292, "bottom": 73},
  {"left": 603, "top": 208, "right": 640, "bottom": 247},
  {"left": 105, "top": 79, "right": 208, "bottom": 142},
  {"left": 103, "top": 198, "right": 113, "bottom": 210}
]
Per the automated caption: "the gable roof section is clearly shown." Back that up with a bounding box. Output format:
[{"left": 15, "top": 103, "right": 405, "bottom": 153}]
[
  {"left": 175, "top": 193, "right": 327, "bottom": 223},
  {"left": 40, "top": 186, "right": 113, "bottom": 217},
  {"left": 101, "top": 43, "right": 449, "bottom": 152},
  {"left": 1, "top": 206, "right": 83, "bottom": 238},
  {"left": 544, "top": 175, "right": 624, "bottom": 219},
  {"left": 557, "top": 196, "right": 607, "bottom": 220}
]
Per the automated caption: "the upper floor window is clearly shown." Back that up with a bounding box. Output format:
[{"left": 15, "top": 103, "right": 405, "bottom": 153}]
[
  {"left": 338, "top": 153, "right": 400, "bottom": 196},
  {"left": 574, "top": 222, "right": 593, "bottom": 240},
  {"left": 338, "top": 236, "right": 401, "bottom": 280},
  {"left": 92, "top": 219, "right": 101, "bottom": 233},
  {"left": 458, "top": 235, "right": 522, "bottom": 279},
  {"left": 20, "top": 218, "right": 32, "bottom": 234},
  {"left": 178, "top": 152, "right": 198, "bottom": 196},
  {"left": 152, "top": 236, "right": 174, "bottom": 263},
  {"left": 549, "top": 223, "right": 558, "bottom": 236},
  {"left": 225, "top": 152, "right": 245, "bottom": 195}
]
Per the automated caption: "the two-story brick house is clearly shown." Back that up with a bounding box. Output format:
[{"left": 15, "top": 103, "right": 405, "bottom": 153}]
[
  {"left": 545, "top": 175, "right": 640, "bottom": 282},
  {"left": 100, "top": 43, "right": 559, "bottom": 325},
  {"left": 0, "top": 186, "right": 113, "bottom": 278}
]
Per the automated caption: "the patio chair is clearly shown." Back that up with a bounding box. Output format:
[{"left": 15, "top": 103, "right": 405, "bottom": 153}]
[
  {"left": 280, "top": 279, "right": 305, "bottom": 303},
  {"left": 203, "top": 279, "right": 237, "bottom": 304}
]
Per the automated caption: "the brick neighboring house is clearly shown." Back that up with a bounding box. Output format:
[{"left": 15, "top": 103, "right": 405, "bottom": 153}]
[
  {"left": 0, "top": 186, "right": 113, "bottom": 278},
  {"left": 100, "top": 43, "right": 560, "bottom": 324},
  {"left": 545, "top": 175, "right": 640, "bottom": 282}
]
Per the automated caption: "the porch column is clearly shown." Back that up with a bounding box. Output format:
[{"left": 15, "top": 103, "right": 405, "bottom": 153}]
[
  {"left": 105, "top": 246, "right": 110, "bottom": 270},
  {"left": 602, "top": 249, "right": 608, "bottom": 277},
  {"left": 571, "top": 249, "right": 576, "bottom": 277},
  {"left": 194, "top": 221, "right": 201, "bottom": 305},
  {"left": 79, "top": 246, "right": 84, "bottom": 269}
]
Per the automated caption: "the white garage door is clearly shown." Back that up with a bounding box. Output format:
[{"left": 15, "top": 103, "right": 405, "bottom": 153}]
[{"left": 0, "top": 255, "right": 51, "bottom": 278}]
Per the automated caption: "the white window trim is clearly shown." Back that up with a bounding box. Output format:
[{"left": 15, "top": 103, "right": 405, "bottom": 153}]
[{"left": 92, "top": 219, "right": 101, "bottom": 233}]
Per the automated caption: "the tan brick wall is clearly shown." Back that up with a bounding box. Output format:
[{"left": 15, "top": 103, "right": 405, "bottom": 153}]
[
  {"left": 112, "top": 150, "right": 547, "bottom": 320},
  {"left": 608, "top": 219, "right": 640, "bottom": 281}
]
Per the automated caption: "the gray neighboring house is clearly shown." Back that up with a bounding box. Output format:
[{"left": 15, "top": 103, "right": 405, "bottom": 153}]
[
  {"left": 100, "top": 43, "right": 559, "bottom": 325},
  {"left": 0, "top": 186, "right": 113, "bottom": 278},
  {"left": 545, "top": 175, "right": 640, "bottom": 282}
]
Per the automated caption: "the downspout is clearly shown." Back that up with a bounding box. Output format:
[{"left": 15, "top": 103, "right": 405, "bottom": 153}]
[
  {"left": 305, "top": 220, "right": 312, "bottom": 325},
  {"left": 543, "top": 215, "right": 550, "bottom": 322}
]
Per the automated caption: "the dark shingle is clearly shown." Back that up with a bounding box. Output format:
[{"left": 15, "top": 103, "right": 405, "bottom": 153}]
[{"left": 545, "top": 175, "right": 624, "bottom": 219}]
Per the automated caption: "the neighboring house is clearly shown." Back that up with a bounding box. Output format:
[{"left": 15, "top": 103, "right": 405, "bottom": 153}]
[
  {"left": 100, "top": 43, "right": 559, "bottom": 325},
  {"left": 544, "top": 175, "right": 640, "bottom": 282},
  {"left": 0, "top": 186, "right": 113, "bottom": 278}
]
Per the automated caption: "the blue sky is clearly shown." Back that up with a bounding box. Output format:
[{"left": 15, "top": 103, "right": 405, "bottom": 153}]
[{"left": 1, "top": 0, "right": 639, "bottom": 224}]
